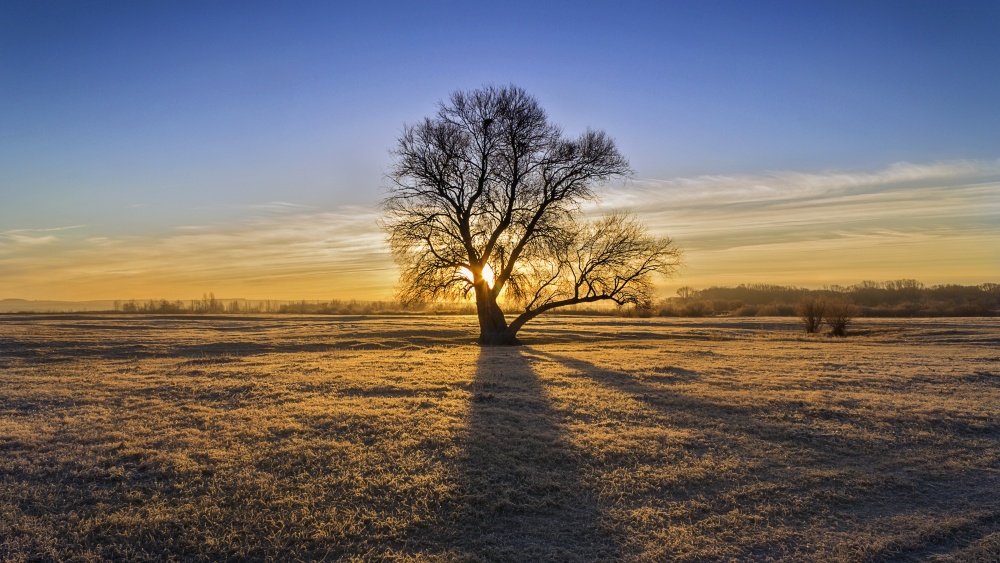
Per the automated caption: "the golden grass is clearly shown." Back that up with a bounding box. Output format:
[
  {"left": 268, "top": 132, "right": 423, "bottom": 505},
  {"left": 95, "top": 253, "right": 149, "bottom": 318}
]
[{"left": 1, "top": 315, "right": 998, "bottom": 561}]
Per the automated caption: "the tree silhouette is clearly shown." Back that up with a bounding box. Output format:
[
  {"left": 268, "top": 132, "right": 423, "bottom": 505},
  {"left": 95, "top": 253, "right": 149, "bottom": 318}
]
[{"left": 382, "top": 85, "right": 681, "bottom": 344}]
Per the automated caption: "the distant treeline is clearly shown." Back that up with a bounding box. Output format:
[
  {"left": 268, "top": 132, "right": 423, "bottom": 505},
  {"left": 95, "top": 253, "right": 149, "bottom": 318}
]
[
  {"left": 91, "top": 281, "right": 1000, "bottom": 318},
  {"left": 649, "top": 280, "right": 999, "bottom": 317},
  {"left": 113, "top": 293, "right": 475, "bottom": 315}
]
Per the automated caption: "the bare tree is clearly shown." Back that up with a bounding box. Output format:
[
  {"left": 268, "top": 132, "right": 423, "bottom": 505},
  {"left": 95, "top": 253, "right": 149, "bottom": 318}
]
[
  {"left": 676, "top": 286, "right": 696, "bottom": 300},
  {"left": 382, "top": 85, "right": 681, "bottom": 345}
]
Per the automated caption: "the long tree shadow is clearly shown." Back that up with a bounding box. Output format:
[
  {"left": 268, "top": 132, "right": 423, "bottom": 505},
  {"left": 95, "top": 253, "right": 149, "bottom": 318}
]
[
  {"left": 450, "top": 347, "right": 619, "bottom": 561},
  {"left": 531, "top": 349, "right": 1000, "bottom": 560}
]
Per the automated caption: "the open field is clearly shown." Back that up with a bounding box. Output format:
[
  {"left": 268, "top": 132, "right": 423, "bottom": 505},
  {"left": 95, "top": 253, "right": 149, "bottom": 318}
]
[{"left": 1, "top": 315, "right": 998, "bottom": 561}]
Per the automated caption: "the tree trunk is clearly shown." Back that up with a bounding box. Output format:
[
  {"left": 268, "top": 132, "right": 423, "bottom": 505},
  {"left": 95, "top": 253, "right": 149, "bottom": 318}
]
[{"left": 474, "top": 282, "right": 519, "bottom": 345}]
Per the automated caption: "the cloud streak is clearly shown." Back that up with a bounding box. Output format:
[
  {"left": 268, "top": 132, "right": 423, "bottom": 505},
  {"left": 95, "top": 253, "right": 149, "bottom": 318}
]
[
  {"left": 594, "top": 159, "right": 1000, "bottom": 290},
  {"left": 0, "top": 206, "right": 394, "bottom": 300}
]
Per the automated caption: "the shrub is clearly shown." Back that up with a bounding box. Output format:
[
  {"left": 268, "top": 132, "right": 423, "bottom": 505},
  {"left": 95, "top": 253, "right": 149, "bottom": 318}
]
[
  {"left": 681, "top": 301, "right": 710, "bottom": 317},
  {"left": 756, "top": 304, "right": 796, "bottom": 317},
  {"left": 775, "top": 304, "right": 796, "bottom": 316},
  {"left": 656, "top": 304, "right": 680, "bottom": 317},
  {"left": 824, "top": 301, "right": 859, "bottom": 337},
  {"left": 798, "top": 298, "right": 826, "bottom": 334},
  {"left": 706, "top": 300, "right": 741, "bottom": 314},
  {"left": 621, "top": 303, "right": 654, "bottom": 318}
]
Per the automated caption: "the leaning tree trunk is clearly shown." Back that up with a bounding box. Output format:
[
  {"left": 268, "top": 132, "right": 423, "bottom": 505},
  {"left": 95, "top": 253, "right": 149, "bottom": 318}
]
[{"left": 474, "top": 282, "right": 519, "bottom": 345}]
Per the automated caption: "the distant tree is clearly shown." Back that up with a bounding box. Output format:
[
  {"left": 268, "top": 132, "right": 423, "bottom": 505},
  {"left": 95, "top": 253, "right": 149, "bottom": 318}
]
[
  {"left": 382, "top": 85, "right": 681, "bottom": 345},
  {"left": 676, "top": 286, "right": 696, "bottom": 299}
]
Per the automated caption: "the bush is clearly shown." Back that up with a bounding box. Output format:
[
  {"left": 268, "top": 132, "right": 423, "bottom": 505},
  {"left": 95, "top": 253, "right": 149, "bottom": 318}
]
[
  {"left": 710, "top": 300, "right": 743, "bottom": 315},
  {"left": 620, "top": 303, "right": 654, "bottom": 318},
  {"left": 776, "top": 304, "right": 796, "bottom": 316},
  {"left": 798, "top": 298, "right": 826, "bottom": 334},
  {"left": 681, "top": 301, "right": 711, "bottom": 317},
  {"left": 824, "top": 301, "right": 859, "bottom": 337},
  {"left": 756, "top": 304, "right": 796, "bottom": 317}
]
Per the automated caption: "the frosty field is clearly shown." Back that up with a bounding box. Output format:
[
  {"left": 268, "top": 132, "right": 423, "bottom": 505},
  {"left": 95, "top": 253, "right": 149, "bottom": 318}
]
[{"left": 1, "top": 315, "right": 998, "bottom": 561}]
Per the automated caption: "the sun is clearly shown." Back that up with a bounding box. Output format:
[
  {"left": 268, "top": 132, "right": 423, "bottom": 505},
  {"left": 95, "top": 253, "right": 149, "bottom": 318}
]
[{"left": 458, "top": 264, "right": 495, "bottom": 288}]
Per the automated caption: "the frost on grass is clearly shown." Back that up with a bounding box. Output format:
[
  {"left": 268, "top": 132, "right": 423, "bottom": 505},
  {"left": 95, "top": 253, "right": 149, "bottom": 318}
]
[{"left": 0, "top": 315, "right": 998, "bottom": 561}]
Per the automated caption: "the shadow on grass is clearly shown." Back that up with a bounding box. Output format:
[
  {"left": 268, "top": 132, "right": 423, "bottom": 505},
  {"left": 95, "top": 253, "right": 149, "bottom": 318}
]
[
  {"left": 531, "top": 349, "right": 1000, "bottom": 560},
  {"left": 448, "top": 347, "right": 619, "bottom": 561}
]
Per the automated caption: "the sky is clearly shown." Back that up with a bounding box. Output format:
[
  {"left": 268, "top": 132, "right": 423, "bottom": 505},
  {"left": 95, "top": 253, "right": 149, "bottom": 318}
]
[{"left": 2, "top": 0, "right": 998, "bottom": 301}]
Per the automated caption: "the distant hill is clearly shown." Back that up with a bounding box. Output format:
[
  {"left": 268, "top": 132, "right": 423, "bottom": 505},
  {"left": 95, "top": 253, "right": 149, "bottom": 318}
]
[{"left": 0, "top": 299, "right": 118, "bottom": 313}]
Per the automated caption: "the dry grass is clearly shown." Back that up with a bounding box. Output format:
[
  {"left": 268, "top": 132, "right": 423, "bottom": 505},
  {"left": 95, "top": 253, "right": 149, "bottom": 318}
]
[{"left": 1, "top": 315, "right": 998, "bottom": 561}]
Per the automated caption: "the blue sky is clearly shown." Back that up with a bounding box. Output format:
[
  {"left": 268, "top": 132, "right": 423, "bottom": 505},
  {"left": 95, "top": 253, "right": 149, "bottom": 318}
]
[{"left": 1, "top": 1, "right": 998, "bottom": 299}]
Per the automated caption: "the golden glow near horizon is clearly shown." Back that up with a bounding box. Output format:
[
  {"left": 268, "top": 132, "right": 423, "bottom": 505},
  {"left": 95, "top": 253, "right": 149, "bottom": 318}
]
[{"left": 1, "top": 160, "right": 997, "bottom": 302}]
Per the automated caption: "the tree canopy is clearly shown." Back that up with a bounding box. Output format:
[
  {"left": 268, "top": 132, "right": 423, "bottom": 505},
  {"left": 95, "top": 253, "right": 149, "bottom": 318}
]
[{"left": 382, "top": 85, "right": 681, "bottom": 344}]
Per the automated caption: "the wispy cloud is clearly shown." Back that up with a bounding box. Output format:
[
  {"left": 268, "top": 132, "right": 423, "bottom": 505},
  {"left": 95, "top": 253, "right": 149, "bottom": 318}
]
[
  {"left": 3, "top": 234, "right": 58, "bottom": 246},
  {"left": 593, "top": 159, "right": 1000, "bottom": 289},
  {"left": 0, "top": 206, "right": 393, "bottom": 300},
  {"left": 1, "top": 225, "right": 87, "bottom": 234},
  {"left": 613, "top": 159, "right": 1000, "bottom": 208},
  {"left": 247, "top": 201, "right": 312, "bottom": 212},
  {"left": 0, "top": 225, "right": 87, "bottom": 248}
]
